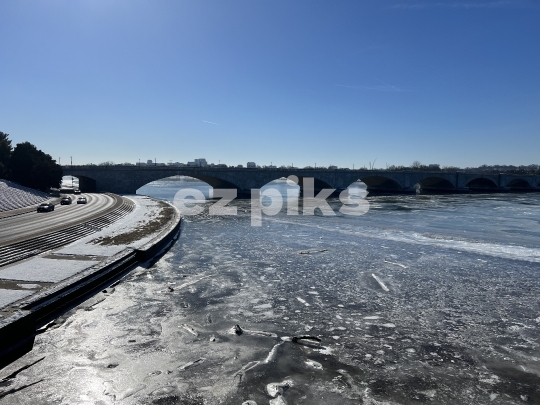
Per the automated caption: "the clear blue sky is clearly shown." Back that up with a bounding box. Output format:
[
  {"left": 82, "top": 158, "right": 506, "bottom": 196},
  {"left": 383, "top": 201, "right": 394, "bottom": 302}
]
[{"left": 1, "top": 0, "right": 539, "bottom": 169}]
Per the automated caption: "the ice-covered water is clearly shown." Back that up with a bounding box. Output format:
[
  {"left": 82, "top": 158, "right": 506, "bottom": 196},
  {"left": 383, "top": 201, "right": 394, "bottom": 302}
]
[{"left": 1, "top": 178, "right": 539, "bottom": 404}]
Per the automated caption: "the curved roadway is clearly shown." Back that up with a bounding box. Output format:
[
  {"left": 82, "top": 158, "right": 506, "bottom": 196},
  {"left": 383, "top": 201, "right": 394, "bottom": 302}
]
[{"left": 0, "top": 194, "right": 120, "bottom": 247}]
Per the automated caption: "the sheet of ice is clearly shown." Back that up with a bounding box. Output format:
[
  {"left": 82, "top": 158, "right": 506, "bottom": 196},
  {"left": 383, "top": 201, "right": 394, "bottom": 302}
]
[
  {"left": 0, "top": 288, "right": 33, "bottom": 308},
  {"left": 54, "top": 196, "right": 168, "bottom": 257},
  {"left": 269, "top": 218, "right": 540, "bottom": 263},
  {"left": 0, "top": 257, "right": 99, "bottom": 282},
  {"left": 372, "top": 273, "right": 390, "bottom": 292},
  {"left": 17, "top": 283, "right": 41, "bottom": 289}
]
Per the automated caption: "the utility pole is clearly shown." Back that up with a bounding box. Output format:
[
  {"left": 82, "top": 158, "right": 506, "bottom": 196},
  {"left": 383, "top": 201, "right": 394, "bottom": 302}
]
[{"left": 154, "top": 158, "right": 156, "bottom": 166}]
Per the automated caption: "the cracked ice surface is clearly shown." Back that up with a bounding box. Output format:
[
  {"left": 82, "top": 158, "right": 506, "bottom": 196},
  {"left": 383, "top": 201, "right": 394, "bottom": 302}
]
[{"left": 1, "top": 184, "right": 539, "bottom": 404}]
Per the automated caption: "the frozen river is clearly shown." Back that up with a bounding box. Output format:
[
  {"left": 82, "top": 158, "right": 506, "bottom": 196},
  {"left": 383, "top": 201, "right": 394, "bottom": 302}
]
[{"left": 1, "top": 179, "right": 540, "bottom": 404}]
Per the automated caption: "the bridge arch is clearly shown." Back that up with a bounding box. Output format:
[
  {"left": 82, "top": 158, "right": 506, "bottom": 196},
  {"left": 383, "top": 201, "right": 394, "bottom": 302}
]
[
  {"left": 505, "top": 178, "right": 532, "bottom": 190},
  {"left": 251, "top": 173, "right": 335, "bottom": 196},
  {"left": 136, "top": 174, "right": 245, "bottom": 199},
  {"left": 359, "top": 176, "right": 402, "bottom": 193},
  {"left": 297, "top": 176, "right": 334, "bottom": 195},
  {"left": 416, "top": 176, "right": 455, "bottom": 192},
  {"left": 466, "top": 177, "right": 498, "bottom": 190},
  {"left": 186, "top": 174, "right": 243, "bottom": 193},
  {"left": 135, "top": 175, "right": 215, "bottom": 199},
  {"left": 62, "top": 175, "right": 97, "bottom": 192}
]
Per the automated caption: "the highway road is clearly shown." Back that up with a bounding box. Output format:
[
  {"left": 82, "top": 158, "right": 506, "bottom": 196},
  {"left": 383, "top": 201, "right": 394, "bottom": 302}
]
[{"left": 0, "top": 193, "right": 121, "bottom": 247}]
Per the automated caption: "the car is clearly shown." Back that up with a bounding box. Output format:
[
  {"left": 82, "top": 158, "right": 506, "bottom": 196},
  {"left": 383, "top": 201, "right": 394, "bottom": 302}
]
[
  {"left": 60, "top": 197, "right": 72, "bottom": 205},
  {"left": 77, "top": 197, "right": 87, "bottom": 204},
  {"left": 37, "top": 203, "right": 55, "bottom": 212},
  {"left": 74, "top": 189, "right": 81, "bottom": 194}
]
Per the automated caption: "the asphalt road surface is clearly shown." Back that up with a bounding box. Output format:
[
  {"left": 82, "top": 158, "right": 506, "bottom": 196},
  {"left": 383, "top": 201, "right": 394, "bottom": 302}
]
[{"left": 0, "top": 194, "right": 120, "bottom": 247}]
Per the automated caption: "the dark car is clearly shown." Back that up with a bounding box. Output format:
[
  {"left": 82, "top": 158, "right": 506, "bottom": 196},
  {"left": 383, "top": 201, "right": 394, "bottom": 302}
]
[
  {"left": 37, "top": 203, "right": 55, "bottom": 212},
  {"left": 77, "top": 197, "right": 87, "bottom": 204},
  {"left": 60, "top": 197, "right": 72, "bottom": 205}
]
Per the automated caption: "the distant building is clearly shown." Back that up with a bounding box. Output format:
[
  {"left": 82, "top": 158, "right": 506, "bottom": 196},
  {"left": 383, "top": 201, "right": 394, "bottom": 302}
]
[
  {"left": 147, "top": 159, "right": 153, "bottom": 165},
  {"left": 187, "top": 158, "right": 208, "bottom": 167},
  {"left": 237, "top": 164, "right": 243, "bottom": 168},
  {"left": 329, "top": 165, "right": 337, "bottom": 170},
  {"left": 247, "top": 162, "right": 256, "bottom": 168},
  {"left": 195, "top": 158, "right": 207, "bottom": 167}
]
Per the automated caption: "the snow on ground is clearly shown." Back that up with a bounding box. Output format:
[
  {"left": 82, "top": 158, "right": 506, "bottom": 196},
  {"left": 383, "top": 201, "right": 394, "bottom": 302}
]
[
  {"left": 0, "top": 257, "right": 100, "bottom": 283},
  {"left": 0, "top": 180, "right": 51, "bottom": 212},
  {"left": 0, "top": 289, "right": 33, "bottom": 308},
  {"left": 54, "top": 195, "right": 168, "bottom": 257}
]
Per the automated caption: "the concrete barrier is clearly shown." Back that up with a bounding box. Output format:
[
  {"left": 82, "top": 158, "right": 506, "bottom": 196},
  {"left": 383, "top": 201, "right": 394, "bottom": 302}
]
[{"left": 0, "top": 310, "right": 36, "bottom": 369}]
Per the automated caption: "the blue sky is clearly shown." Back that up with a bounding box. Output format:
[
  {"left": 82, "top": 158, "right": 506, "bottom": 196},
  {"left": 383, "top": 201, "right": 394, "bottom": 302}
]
[{"left": 1, "top": 0, "right": 539, "bottom": 169}]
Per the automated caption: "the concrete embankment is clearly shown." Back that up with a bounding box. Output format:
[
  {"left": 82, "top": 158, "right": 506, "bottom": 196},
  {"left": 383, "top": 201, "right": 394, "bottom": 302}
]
[{"left": 0, "top": 196, "right": 181, "bottom": 368}]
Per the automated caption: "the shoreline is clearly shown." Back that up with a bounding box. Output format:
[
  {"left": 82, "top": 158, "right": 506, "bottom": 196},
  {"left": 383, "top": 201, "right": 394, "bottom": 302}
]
[{"left": 0, "top": 195, "right": 182, "bottom": 368}]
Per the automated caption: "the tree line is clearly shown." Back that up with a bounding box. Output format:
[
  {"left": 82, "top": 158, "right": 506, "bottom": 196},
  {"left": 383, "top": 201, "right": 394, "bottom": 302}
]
[
  {"left": 386, "top": 161, "right": 540, "bottom": 174},
  {"left": 0, "top": 131, "right": 62, "bottom": 191}
]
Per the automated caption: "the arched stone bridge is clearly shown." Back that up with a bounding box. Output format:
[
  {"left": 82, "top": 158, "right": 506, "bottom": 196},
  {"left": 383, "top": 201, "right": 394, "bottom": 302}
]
[{"left": 63, "top": 165, "right": 540, "bottom": 197}]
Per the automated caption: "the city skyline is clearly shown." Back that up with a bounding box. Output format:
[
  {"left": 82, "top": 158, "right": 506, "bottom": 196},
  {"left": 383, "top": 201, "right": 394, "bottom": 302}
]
[{"left": 1, "top": 0, "right": 539, "bottom": 168}]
